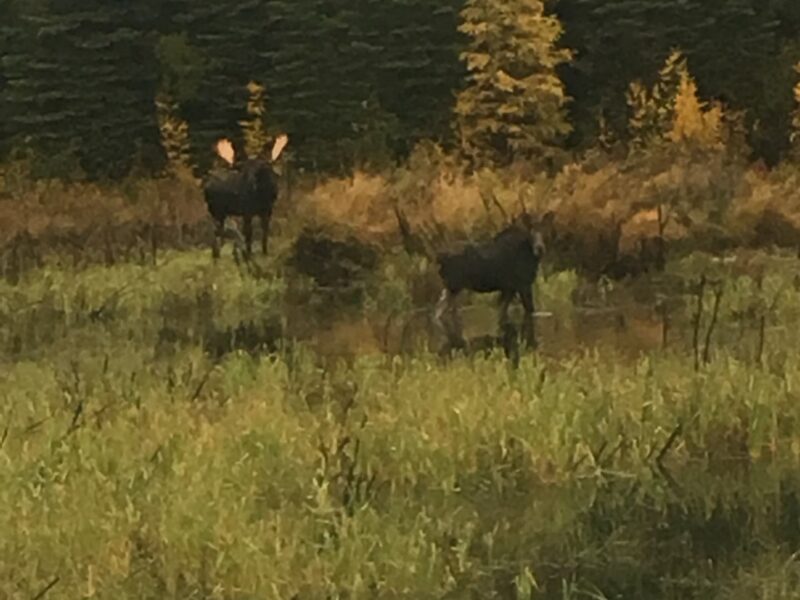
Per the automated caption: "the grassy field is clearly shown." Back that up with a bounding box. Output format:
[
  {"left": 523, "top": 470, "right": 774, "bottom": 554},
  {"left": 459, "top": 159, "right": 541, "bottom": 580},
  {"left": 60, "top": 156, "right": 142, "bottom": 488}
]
[{"left": 2, "top": 242, "right": 800, "bottom": 599}]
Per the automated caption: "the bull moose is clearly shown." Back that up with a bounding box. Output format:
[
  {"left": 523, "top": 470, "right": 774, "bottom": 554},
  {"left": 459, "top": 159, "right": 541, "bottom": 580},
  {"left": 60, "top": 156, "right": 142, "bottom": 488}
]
[
  {"left": 434, "top": 212, "right": 551, "bottom": 349},
  {"left": 203, "top": 134, "right": 289, "bottom": 259}
]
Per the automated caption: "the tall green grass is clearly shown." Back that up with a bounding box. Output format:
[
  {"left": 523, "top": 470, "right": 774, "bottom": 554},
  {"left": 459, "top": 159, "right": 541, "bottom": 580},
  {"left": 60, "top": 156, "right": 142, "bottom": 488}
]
[
  {"left": 3, "top": 248, "right": 800, "bottom": 598},
  {"left": 4, "top": 345, "right": 800, "bottom": 598}
]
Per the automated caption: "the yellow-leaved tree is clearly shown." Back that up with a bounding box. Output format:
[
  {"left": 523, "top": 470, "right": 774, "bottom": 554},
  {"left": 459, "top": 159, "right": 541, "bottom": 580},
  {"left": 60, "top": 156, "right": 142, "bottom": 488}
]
[
  {"left": 668, "top": 71, "right": 724, "bottom": 150},
  {"left": 155, "top": 93, "right": 194, "bottom": 176},
  {"left": 239, "top": 81, "right": 271, "bottom": 160},
  {"left": 626, "top": 49, "right": 686, "bottom": 149},
  {"left": 627, "top": 49, "right": 724, "bottom": 152},
  {"left": 455, "top": 0, "right": 573, "bottom": 169},
  {"left": 791, "top": 62, "right": 800, "bottom": 160},
  {"left": 623, "top": 50, "right": 735, "bottom": 269}
]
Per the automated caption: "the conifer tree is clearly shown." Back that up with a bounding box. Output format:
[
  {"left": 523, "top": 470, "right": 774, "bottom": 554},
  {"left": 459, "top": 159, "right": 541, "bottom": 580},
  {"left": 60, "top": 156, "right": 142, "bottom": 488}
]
[
  {"left": 3, "top": 0, "right": 163, "bottom": 179},
  {"left": 791, "top": 62, "right": 800, "bottom": 160},
  {"left": 155, "top": 93, "right": 193, "bottom": 174},
  {"left": 260, "top": 0, "right": 362, "bottom": 172},
  {"left": 627, "top": 50, "right": 725, "bottom": 152},
  {"left": 0, "top": 0, "right": 21, "bottom": 161},
  {"left": 168, "top": 0, "right": 270, "bottom": 171},
  {"left": 626, "top": 50, "right": 687, "bottom": 149},
  {"left": 239, "top": 81, "right": 272, "bottom": 160},
  {"left": 363, "top": 0, "right": 464, "bottom": 153},
  {"left": 455, "top": 0, "right": 573, "bottom": 168}
]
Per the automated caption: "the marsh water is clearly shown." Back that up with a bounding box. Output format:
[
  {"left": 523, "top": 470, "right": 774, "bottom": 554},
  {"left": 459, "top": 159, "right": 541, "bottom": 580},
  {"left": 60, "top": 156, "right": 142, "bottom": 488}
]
[
  {"left": 0, "top": 272, "right": 680, "bottom": 365},
  {"left": 286, "top": 301, "right": 668, "bottom": 361}
]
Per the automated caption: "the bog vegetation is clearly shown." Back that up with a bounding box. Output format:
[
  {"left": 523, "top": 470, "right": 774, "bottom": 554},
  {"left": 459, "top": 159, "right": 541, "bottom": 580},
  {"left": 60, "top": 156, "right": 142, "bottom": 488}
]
[{"left": 4, "top": 1, "right": 800, "bottom": 598}]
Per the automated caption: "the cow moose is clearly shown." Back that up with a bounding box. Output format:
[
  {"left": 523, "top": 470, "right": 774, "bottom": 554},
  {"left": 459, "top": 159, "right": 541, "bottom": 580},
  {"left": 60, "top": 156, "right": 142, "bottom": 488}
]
[
  {"left": 433, "top": 211, "right": 551, "bottom": 350},
  {"left": 203, "top": 134, "right": 289, "bottom": 260}
]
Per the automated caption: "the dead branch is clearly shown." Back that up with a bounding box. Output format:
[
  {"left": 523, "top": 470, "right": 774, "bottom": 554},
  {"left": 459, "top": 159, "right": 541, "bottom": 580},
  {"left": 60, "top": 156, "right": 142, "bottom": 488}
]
[
  {"left": 702, "top": 282, "right": 724, "bottom": 365},
  {"left": 692, "top": 275, "right": 707, "bottom": 372},
  {"left": 31, "top": 576, "right": 60, "bottom": 600}
]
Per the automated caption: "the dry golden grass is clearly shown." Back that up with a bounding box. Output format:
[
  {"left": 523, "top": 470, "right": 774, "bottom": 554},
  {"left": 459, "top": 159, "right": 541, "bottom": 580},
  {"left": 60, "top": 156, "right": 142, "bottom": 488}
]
[
  {"left": 0, "top": 163, "right": 209, "bottom": 274},
  {"left": 727, "top": 166, "right": 800, "bottom": 246},
  {"left": 293, "top": 135, "right": 800, "bottom": 279},
  {"left": 3, "top": 135, "right": 800, "bottom": 280},
  {"left": 295, "top": 148, "right": 800, "bottom": 263},
  {"left": 299, "top": 171, "right": 393, "bottom": 237}
]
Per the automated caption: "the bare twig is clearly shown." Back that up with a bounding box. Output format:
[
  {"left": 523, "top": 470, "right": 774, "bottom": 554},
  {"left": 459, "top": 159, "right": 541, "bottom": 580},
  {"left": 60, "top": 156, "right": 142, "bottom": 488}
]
[
  {"left": 656, "top": 461, "right": 684, "bottom": 496},
  {"left": 65, "top": 399, "right": 84, "bottom": 436},
  {"left": 23, "top": 417, "right": 50, "bottom": 436},
  {"left": 592, "top": 440, "right": 609, "bottom": 465},
  {"left": 651, "top": 423, "right": 685, "bottom": 496},
  {"left": 489, "top": 191, "right": 510, "bottom": 225},
  {"left": 755, "top": 280, "right": 786, "bottom": 366},
  {"left": 87, "top": 277, "right": 142, "bottom": 321},
  {"left": 93, "top": 401, "right": 114, "bottom": 427},
  {"left": 600, "top": 437, "right": 626, "bottom": 469},
  {"left": 31, "top": 576, "right": 60, "bottom": 600},
  {"left": 382, "top": 310, "right": 400, "bottom": 354},
  {"left": 655, "top": 297, "right": 669, "bottom": 350},
  {"left": 702, "top": 283, "right": 724, "bottom": 365},
  {"left": 692, "top": 276, "right": 707, "bottom": 372},
  {"left": 656, "top": 423, "right": 683, "bottom": 467},
  {"left": 150, "top": 223, "right": 158, "bottom": 266},
  {"left": 190, "top": 360, "right": 220, "bottom": 402},
  {"left": 757, "top": 315, "right": 766, "bottom": 366}
]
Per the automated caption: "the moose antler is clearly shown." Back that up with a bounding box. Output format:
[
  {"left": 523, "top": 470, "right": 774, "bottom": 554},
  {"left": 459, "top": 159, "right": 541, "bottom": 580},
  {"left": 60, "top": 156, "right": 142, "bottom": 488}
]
[
  {"left": 215, "top": 138, "right": 236, "bottom": 166},
  {"left": 271, "top": 134, "right": 289, "bottom": 162}
]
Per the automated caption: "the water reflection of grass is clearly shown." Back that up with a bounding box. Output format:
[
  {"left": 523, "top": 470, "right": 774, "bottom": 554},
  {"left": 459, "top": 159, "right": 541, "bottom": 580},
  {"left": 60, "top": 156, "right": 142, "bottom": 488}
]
[{"left": 3, "top": 248, "right": 800, "bottom": 597}]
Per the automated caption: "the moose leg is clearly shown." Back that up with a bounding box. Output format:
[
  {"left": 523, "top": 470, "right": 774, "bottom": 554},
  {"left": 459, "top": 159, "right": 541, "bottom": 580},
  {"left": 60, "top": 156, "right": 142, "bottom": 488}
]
[
  {"left": 242, "top": 216, "right": 253, "bottom": 260},
  {"left": 434, "top": 289, "right": 451, "bottom": 337},
  {"left": 434, "top": 289, "right": 464, "bottom": 347},
  {"left": 260, "top": 212, "right": 271, "bottom": 255},
  {"left": 519, "top": 287, "right": 537, "bottom": 349},
  {"left": 498, "top": 290, "right": 514, "bottom": 329},
  {"left": 448, "top": 296, "right": 464, "bottom": 345},
  {"left": 212, "top": 217, "right": 225, "bottom": 260},
  {"left": 498, "top": 290, "right": 517, "bottom": 356}
]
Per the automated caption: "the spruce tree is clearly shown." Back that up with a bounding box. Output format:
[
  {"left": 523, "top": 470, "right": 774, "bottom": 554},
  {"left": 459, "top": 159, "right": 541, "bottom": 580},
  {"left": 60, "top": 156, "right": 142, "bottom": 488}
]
[
  {"left": 791, "top": 62, "right": 800, "bottom": 160},
  {"left": 259, "top": 0, "right": 339, "bottom": 172},
  {"left": 3, "top": 0, "right": 163, "bottom": 179},
  {"left": 365, "top": 0, "right": 465, "bottom": 153},
  {"left": 261, "top": 0, "right": 396, "bottom": 173},
  {"left": 455, "top": 0, "right": 572, "bottom": 168},
  {"left": 168, "top": 0, "right": 270, "bottom": 171},
  {"left": 0, "top": 0, "right": 21, "bottom": 160}
]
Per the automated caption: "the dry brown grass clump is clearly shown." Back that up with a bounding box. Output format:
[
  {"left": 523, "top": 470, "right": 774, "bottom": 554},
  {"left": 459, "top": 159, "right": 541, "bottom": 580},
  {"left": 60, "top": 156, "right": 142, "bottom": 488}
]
[
  {"left": 297, "top": 141, "right": 741, "bottom": 270},
  {"left": 0, "top": 162, "right": 209, "bottom": 276}
]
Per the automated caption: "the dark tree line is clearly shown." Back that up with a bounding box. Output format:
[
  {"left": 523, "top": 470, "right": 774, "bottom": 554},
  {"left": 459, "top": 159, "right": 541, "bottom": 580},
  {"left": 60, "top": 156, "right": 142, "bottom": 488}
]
[{"left": 1, "top": 0, "right": 799, "bottom": 179}]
